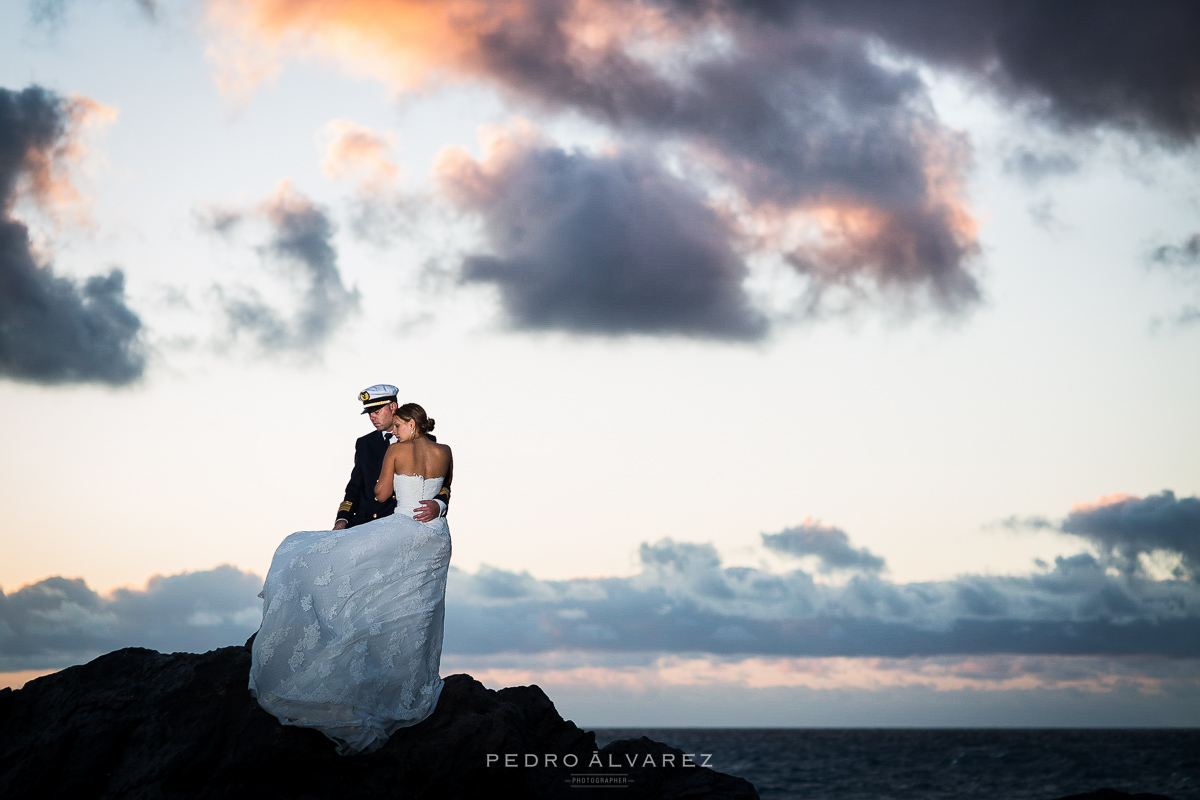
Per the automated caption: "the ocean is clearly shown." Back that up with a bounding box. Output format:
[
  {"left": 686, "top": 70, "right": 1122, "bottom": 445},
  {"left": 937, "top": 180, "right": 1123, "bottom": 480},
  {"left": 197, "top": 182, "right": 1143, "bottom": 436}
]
[{"left": 592, "top": 729, "right": 1200, "bottom": 800}]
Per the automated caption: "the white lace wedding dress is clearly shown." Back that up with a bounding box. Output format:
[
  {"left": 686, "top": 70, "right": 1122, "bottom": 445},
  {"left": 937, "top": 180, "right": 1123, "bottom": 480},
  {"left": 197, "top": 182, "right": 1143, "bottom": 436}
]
[{"left": 248, "top": 473, "right": 451, "bottom": 754}]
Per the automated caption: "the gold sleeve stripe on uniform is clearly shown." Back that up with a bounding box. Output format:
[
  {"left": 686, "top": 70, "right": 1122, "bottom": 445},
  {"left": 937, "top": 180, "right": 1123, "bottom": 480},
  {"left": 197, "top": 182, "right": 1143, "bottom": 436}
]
[{"left": 338, "top": 501, "right": 353, "bottom": 513}]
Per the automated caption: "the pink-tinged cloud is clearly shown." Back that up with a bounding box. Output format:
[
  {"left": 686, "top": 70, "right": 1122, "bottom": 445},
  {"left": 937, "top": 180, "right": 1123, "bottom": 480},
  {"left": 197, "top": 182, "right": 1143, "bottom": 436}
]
[
  {"left": 319, "top": 119, "right": 400, "bottom": 192},
  {"left": 13, "top": 94, "right": 115, "bottom": 227},
  {"left": 203, "top": 0, "right": 651, "bottom": 96},
  {"left": 1070, "top": 493, "right": 1138, "bottom": 514},
  {"left": 204, "top": 0, "right": 982, "bottom": 327}
]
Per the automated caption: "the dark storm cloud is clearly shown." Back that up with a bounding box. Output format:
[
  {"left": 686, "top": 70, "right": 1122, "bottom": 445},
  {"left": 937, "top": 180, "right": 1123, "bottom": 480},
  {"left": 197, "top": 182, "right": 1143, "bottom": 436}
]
[
  {"left": 1063, "top": 491, "right": 1200, "bottom": 580},
  {"left": 480, "top": 9, "right": 926, "bottom": 202},
  {"left": 464, "top": 7, "right": 982, "bottom": 313},
  {"left": 704, "top": 0, "right": 1200, "bottom": 143},
  {"left": 210, "top": 185, "right": 359, "bottom": 354},
  {"left": 440, "top": 141, "right": 768, "bottom": 339},
  {"left": 761, "top": 523, "right": 886, "bottom": 573},
  {"left": 0, "top": 566, "right": 262, "bottom": 671},
  {"left": 0, "top": 85, "right": 144, "bottom": 385}
]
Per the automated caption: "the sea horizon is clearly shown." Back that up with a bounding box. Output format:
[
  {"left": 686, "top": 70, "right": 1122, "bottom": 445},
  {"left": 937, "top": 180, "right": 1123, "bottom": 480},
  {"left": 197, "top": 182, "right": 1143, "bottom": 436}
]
[{"left": 592, "top": 728, "right": 1200, "bottom": 800}]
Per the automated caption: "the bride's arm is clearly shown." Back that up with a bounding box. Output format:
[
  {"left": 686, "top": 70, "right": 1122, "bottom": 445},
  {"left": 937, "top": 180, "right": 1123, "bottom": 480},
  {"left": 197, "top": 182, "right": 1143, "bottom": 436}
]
[{"left": 374, "top": 446, "right": 396, "bottom": 502}]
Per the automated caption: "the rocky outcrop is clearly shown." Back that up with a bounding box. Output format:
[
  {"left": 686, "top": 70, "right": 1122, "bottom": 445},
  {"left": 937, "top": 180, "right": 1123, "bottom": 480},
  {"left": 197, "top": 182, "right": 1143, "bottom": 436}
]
[{"left": 0, "top": 643, "right": 757, "bottom": 799}]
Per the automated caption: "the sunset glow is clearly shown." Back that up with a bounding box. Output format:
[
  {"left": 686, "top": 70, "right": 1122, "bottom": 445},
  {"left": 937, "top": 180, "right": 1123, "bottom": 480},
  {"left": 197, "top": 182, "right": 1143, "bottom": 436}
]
[{"left": 1, "top": 0, "right": 1198, "bottom": 728}]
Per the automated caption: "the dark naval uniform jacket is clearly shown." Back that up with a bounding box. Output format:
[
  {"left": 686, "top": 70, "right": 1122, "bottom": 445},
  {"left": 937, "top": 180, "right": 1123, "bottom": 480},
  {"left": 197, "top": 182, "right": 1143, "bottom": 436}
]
[{"left": 336, "top": 430, "right": 398, "bottom": 527}]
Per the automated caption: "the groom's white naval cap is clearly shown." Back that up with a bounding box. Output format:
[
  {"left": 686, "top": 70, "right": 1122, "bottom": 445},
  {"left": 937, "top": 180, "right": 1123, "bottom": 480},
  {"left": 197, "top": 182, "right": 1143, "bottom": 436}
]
[{"left": 359, "top": 384, "right": 399, "bottom": 414}]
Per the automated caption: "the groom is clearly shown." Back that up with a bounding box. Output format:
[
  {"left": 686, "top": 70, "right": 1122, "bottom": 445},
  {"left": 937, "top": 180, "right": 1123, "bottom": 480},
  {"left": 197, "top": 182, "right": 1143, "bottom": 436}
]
[{"left": 333, "top": 384, "right": 450, "bottom": 529}]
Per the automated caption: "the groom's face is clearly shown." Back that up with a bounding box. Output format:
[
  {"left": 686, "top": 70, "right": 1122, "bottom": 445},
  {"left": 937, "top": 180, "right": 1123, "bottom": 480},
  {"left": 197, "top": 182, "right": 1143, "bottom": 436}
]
[{"left": 368, "top": 402, "right": 397, "bottom": 431}]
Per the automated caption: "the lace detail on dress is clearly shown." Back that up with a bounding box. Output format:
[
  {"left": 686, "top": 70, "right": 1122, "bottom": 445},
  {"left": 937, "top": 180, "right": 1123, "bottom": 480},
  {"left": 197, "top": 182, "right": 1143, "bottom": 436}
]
[{"left": 248, "top": 475, "right": 451, "bottom": 755}]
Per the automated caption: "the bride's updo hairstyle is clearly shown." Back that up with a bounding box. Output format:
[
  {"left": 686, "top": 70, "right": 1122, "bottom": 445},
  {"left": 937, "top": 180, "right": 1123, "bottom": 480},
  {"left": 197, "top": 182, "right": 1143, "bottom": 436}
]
[{"left": 396, "top": 402, "right": 435, "bottom": 436}]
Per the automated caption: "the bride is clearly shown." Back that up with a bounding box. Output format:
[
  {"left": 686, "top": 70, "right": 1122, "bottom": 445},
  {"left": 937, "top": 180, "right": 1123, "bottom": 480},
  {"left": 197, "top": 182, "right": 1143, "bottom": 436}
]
[{"left": 248, "top": 402, "right": 453, "bottom": 754}]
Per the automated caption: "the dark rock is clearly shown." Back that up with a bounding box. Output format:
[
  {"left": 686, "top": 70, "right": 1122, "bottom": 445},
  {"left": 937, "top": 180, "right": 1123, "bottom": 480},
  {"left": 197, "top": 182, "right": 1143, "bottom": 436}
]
[
  {"left": 1050, "top": 790, "right": 1175, "bottom": 800},
  {"left": 0, "top": 646, "right": 758, "bottom": 800}
]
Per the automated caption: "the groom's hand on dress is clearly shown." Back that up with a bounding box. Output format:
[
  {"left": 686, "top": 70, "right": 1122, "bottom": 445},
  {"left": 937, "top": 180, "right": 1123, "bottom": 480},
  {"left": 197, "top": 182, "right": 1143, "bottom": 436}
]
[
  {"left": 333, "top": 519, "right": 349, "bottom": 530},
  {"left": 412, "top": 500, "right": 440, "bottom": 522}
]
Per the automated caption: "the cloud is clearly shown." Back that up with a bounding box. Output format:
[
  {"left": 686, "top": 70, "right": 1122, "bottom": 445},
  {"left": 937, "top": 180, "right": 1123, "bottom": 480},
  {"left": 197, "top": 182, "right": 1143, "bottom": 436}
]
[
  {"left": 1151, "top": 234, "right": 1200, "bottom": 269},
  {"left": 1003, "top": 146, "right": 1080, "bottom": 184},
  {"left": 29, "top": 0, "right": 158, "bottom": 27},
  {"left": 454, "top": 651, "right": 1200, "bottom": 726},
  {"left": 0, "top": 85, "right": 144, "bottom": 385},
  {"left": 1025, "top": 198, "right": 1066, "bottom": 234},
  {"left": 751, "top": 1, "right": 1200, "bottom": 143},
  {"left": 0, "top": 565, "right": 262, "bottom": 671},
  {"left": 199, "top": 0, "right": 1200, "bottom": 145},
  {"left": 1062, "top": 491, "right": 1200, "bottom": 580},
  {"left": 206, "top": 181, "right": 360, "bottom": 354},
  {"left": 436, "top": 129, "right": 768, "bottom": 339},
  {"left": 999, "top": 491, "right": 1200, "bottom": 580},
  {"left": 1176, "top": 305, "right": 1200, "bottom": 326},
  {"left": 8, "top": 511, "right": 1200, "bottom": 674},
  {"left": 449, "top": 541, "right": 1200, "bottom": 658},
  {"left": 10, "top": 561, "right": 1197, "bottom": 722},
  {"left": 199, "top": 0, "right": 1200, "bottom": 337},
  {"left": 990, "top": 515, "right": 1058, "bottom": 532},
  {"left": 10, "top": 492, "right": 1200, "bottom": 672},
  {"left": 319, "top": 119, "right": 401, "bottom": 192},
  {"left": 761, "top": 521, "right": 886, "bottom": 573},
  {"left": 1146, "top": 237, "right": 1200, "bottom": 328},
  {"left": 474, "top": 9, "right": 983, "bottom": 312},
  {"left": 206, "top": 0, "right": 983, "bottom": 322},
  {"left": 453, "top": 649, "right": 1200, "bottom": 696},
  {"left": 315, "top": 119, "right": 419, "bottom": 247},
  {"left": 198, "top": 206, "right": 243, "bottom": 237}
]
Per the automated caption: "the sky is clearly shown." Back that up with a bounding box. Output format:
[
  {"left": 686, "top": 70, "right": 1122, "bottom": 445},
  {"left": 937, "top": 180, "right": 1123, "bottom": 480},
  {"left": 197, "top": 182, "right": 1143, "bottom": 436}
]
[{"left": 1, "top": 0, "right": 1199, "bottom": 727}]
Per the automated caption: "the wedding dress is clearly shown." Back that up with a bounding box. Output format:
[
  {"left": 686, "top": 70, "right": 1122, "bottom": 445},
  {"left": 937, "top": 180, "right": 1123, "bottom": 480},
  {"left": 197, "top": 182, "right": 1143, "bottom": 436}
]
[{"left": 248, "top": 473, "right": 451, "bottom": 754}]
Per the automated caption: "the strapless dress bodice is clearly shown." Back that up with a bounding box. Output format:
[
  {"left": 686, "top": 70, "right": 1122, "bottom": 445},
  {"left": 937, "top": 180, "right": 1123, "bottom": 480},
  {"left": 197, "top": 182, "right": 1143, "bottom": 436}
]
[{"left": 393, "top": 474, "right": 445, "bottom": 519}]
